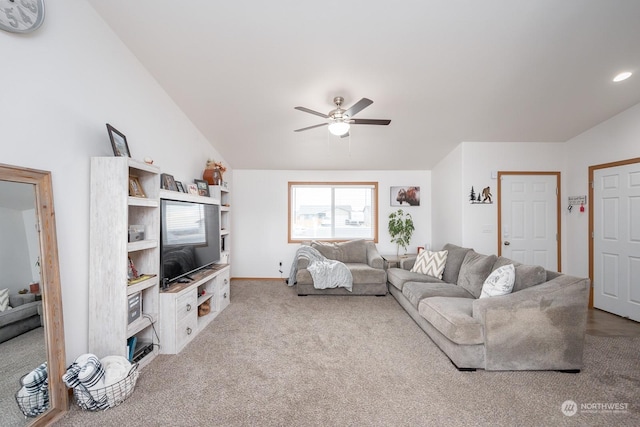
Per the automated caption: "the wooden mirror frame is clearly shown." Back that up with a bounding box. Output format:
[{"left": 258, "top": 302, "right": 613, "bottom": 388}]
[{"left": 0, "top": 164, "right": 68, "bottom": 424}]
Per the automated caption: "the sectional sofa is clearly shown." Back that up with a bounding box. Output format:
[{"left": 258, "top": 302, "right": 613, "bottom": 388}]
[
  {"left": 0, "top": 293, "right": 43, "bottom": 344},
  {"left": 387, "top": 243, "right": 590, "bottom": 371}
]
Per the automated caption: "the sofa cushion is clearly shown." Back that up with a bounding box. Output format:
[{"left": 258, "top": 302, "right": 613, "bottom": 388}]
[
  {"left": 441, "top": 244, "right": 473, "bottom": 284},
  {"left": 311, "top": 239, "right": 367, "bottom": 263},
  {"left": 418, "top": 297, "right": 484, "bottom": 345},
  {"left": 9, "top": 293, "right": 35, "bottom": 307},
  {"left": 492, "top": 256, "right": 547, "bottom": 293},
  {"left": 402, "top": 282, "right": 474, "bottom": 308},
  {"left": 345, "top": 263, "right": 387, "bottom": 284},
  {"left": 513, "top": 264, "right": 547, "bottom": 292},
  {"left": 0, "top": 301, "right": 41, "bottom": 327},
  {"left": 387, "top": 268, "right": 443, "bottom": 291},
  {"left": 457, "top": 251, "right": 498, "bottom": 298},
  {"left": 410, "top": 249, "right": 448, "bottom": 279},
  {"left": 480, "top": 264, "right": 515, "bottom": 298}
]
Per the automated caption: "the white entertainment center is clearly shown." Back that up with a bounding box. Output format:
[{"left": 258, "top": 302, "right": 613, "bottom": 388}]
[{"left": 88, "top": 157, "right": 231, "bottom": 368}]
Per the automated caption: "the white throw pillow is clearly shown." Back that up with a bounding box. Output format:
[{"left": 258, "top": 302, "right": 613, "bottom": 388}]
[
  {"left": 479, "top": 264, "right": 516, "bottom": 298},
  {"left": 0, "top": 288, "right": 9, "bottom": 312},
  {"left": 410, "top": 249, "right": 448, "bottom": 279}
]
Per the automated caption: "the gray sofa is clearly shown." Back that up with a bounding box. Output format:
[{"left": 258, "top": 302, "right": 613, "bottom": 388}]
[
  {"left": 0, "top": 293, "right": 43, "bottom": 344},
  {"left": 387, "top": 243, "right": 590, "bottom": 371},
  {"left": 295, "top": 240, "right": 387, "bottom": 296}
]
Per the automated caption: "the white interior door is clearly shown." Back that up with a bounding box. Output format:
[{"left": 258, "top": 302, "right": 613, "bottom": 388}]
[
  {"left": 499, "top": 174, "right": 559, "bottom": 271},
  {"left": 593, "top": 162, "right": 640, "bottom": 321}
]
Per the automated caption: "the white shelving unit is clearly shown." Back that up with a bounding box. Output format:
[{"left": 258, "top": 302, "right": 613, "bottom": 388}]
[
  {"left": 211, "top": 183, "right": 231, "bottom": 263},
  {"left": 158, "top": 264, "right": 230, "bottom": 354},
  {"left": 88, "top": 157, "right": 160, "bottom": 368},
  {"left": 158, "top": 188, "right": 230, "bottom": 354}
]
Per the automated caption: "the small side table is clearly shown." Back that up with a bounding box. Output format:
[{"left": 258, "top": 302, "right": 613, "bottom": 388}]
[{"left": 381, "top": 254, "right": 403, "bottom": 269}]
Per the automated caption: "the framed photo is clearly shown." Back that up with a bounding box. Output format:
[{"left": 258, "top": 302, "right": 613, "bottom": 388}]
[
  {"left": 175, "top": 181, "right": 186, "bottom": 193},
  {"left": 128, "top": 176, "right": 146, "bottom": 198},
  {"left": 187, "top": 183, "right": 198, "bottom": 195},
  {"left": 194, "top": 179, "right": 210, "bottom": 197},
  {"left": 391, "top": 186, "right": 420, "bottom": 206},
  {"left": 161, "top": 173, "right": 178, "bottom": 191},
  {"left": 106, "top": 123, "right": 131, "bottom": 157}
]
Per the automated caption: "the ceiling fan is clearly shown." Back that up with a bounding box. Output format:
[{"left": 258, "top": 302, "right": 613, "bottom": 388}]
[{"left": 294, "top": 96, "right": 391, "bottom": 137}]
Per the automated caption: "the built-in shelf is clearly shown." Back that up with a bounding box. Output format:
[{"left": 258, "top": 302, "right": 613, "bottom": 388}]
[
  {"left": 127, "top": 276, "right": 158, "bottom": 295},
  {"left": 127, "top": 239, "right": 158, "bottom": 252},
  {"left": 128, "top": 197, "right": 159, "bottom": 208},
  {"left": 89, "top": 157, "right": 160, "bottom": 367}
]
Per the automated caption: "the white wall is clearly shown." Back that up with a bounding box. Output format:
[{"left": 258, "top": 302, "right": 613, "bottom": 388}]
[
  {"left": 0, "top": 208, "right": 33, "bottom": 293},
  {"left": 0, "top": 1, "right": 226, "bottom": 363},
  {"left": 460, "top": 141, "right": 565, "bottom": 256},
  {"left": 432, "top": 143, "right": 463, "bottom": 250},
  {"left": 564, "top": 103, "right": 640, "bottom": 277},
  {"left": 232, "top": 170, "right": 430, "bottom": 277},
  {"left": 23, "top": 209, "right": 41, "bottom": 283}
]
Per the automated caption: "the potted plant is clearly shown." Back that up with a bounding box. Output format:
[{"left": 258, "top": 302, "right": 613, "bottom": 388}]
[{"left": 388, "top": 209, "right": 415, "bottom": 257}]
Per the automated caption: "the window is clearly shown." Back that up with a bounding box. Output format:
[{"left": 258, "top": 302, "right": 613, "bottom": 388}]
[{"left": 288, "top": 182, "right": 378, "bottom": 242}]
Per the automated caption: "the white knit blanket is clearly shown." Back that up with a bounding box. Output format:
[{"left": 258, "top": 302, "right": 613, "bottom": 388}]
[{"left": 288, "top": 246, "right": 353, "bottom": 292}]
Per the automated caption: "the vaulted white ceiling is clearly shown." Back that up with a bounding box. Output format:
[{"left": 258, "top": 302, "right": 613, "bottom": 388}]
[{"left": 87, "top": 0, "right": 640, "bottom": 170}]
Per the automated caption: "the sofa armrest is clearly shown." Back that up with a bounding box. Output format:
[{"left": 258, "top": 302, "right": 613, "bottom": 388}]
[
  {"left": 296, "top": 257, "right": 310, "bottom": 270},
  {"left": 472, "top": 275, "right": 590, "bottom": 371},
  {"left": 365, "top": 242, "right": 384, "bottom": 269}
]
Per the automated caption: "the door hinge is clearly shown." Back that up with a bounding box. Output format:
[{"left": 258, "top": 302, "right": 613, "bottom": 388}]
[
  {"left": 591, "top": 181, "right": 594, "bottom": 189},
  {"left": 592, "top": 231, "right": 594, "bottom": 239}
]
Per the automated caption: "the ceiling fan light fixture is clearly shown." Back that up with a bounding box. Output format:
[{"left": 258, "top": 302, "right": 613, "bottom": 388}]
[
  {"left": 613, "top": 71, "right": 632, "bottom": 82},
  {"left": 328, "top": 120, "right": 350, "bottom": 136}
]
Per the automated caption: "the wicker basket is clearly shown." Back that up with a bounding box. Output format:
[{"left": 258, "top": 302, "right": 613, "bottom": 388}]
[{"left": 73, "top": 364, "right": 139, "bottom": 411}]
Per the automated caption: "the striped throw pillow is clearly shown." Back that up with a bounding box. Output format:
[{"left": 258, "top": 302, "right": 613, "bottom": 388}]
[
  {"left": 410, "top": 249, "right": 448, "bottom": 279},
  {"left": 0, "top": 288, "right": 9, "bottom": 312}
]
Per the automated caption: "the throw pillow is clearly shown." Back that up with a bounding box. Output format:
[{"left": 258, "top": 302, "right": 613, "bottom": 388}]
[
  {"left": 410, "top": 250, "right": 448, "bottom": 279},
  {"left": 0, "top": 288, "right": 9, "bottom": 312},
  {"left": 480, "top": 264, "right": 516, "bottom": 298},
  {"left": 457, "top": 251, "right": 498, "bottom": 298}
]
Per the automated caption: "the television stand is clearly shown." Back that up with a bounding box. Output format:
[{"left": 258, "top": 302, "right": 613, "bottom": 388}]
[{"left": 159, "top": 264, "right": 230, "bottom": 354}]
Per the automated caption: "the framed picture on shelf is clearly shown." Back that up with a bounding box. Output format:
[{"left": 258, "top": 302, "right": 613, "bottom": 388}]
[
  {"left": 194, "top": 179, "right": 210, "bottom": 196},
  {"left": 187, "top": 183, "right": 198, "bottom": 195},
  {"left": 175, "top": 181, "right": 186, "bottom": 193},
  {"left": 161, "top": 173, "right": 178, "bottom": 191},
  {"left": 128, "top": 176, "right": 146, "bottom": 198},
  {"left": 106, "top": 124, "right": 131, "bottom": 157}
]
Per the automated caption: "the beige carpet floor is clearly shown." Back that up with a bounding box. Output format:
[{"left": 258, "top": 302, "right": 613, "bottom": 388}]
[{"left": 55, "top": 280, "right": 640, "bottom": 426}]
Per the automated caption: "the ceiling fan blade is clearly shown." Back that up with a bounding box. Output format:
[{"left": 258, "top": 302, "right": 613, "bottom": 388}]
[
  {"left": 351, "top": 118, "right": 391, "bottom": 125},
  {"left": 294, "top": 106, "right": 329, "bottom": 118},
  {"left": 294, "top": 123, "right": 328, "bottom": 132},
  {"left": 344, "top": 98, "right": 373, "bottom": 118}
]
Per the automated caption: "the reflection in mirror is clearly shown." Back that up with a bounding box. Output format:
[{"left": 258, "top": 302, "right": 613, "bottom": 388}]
[{"left": 0, "top": 164, "right": 67, "bottom": 426}]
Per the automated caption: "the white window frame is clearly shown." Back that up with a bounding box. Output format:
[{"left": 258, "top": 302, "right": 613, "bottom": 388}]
[{"left": 288, "top": 182, "right": 378, "bottom": 243}]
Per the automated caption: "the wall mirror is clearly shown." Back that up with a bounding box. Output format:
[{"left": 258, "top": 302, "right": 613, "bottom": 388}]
[{"left": 0, "top": 164, "right": 67, "bottom": 426}]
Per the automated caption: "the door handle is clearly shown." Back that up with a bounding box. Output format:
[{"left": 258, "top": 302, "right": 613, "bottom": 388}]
[{"left": 504, "top": 241, "right": 510, "bottom": 246}]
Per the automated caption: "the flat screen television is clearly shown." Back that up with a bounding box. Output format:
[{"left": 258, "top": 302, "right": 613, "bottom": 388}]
[{"left": 160, "top": 198, "right": 220, "bottom": 288}]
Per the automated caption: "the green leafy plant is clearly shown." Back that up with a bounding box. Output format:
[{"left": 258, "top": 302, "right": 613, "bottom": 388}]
[{"left": 388, "top": 209, "right": 415, "bottom": 256}]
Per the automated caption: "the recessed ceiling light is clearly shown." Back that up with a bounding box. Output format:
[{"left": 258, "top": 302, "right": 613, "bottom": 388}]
[{"left": 613, "top": 71, "right": 632, "bottom": 82}]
